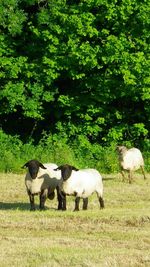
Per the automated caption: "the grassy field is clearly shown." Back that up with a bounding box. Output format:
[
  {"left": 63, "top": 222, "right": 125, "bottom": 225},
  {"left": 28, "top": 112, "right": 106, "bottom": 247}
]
[{"left": 0, "top": 172, "right": 150, "bottom": 267}]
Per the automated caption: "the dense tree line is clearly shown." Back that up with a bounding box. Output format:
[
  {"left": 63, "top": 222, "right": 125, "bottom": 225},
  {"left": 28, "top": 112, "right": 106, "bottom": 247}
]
[{"left": 0, "top": 0, "right": 149, "bottom": 148}]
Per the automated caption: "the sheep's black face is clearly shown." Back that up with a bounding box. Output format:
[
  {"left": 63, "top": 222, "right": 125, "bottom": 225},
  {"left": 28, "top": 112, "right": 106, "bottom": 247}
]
[
  {"left": 22, "top": 160, "right": 47, "bottom": 179},
  {"left": 55, "top": 164, "right": 79, "bottom": 181},
  {"left": 62, "top": 165, "right": 73, "bottom": 181},
  {"left": 29, "top": 166, "right": 38, "bottom": 180}
]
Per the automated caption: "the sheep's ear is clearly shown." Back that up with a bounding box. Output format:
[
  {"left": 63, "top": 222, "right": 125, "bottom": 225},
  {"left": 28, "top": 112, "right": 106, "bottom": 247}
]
[
  {"left": 72, "top": 166, "right": 79, "bottom": 171},
  {"left": 21, "top": 162, "right": 29, "bottom": 168},
  {"left": 54, "top": 166, "right": 62, "bottom": 171},
  {"left": 39, "top": 162, "right": 47, "bottom": 169}
]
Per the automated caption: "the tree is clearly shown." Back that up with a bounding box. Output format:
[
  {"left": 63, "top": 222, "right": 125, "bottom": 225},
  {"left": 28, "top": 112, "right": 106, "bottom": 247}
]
[{"left": 0, "top": 0, "right": 149, "bottom": 145}]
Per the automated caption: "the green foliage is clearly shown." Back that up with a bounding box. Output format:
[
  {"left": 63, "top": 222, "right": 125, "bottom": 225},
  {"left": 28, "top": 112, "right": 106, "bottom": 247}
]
[
  {"left": 0, "top": 130, "right": 149, "bottom": 173},
  {"left": 0, "top": 0, "right": 26, "bottom": 36},
  {"left": 0, "top": 0, "right": 149, "bottom": 159},
  {"left": 0, "top": 130, "right": 23, "bottom": 172}
]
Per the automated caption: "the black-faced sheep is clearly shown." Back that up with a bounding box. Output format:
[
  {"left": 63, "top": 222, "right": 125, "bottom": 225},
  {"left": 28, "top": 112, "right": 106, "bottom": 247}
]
[
  {"left": 22, "top": 159, "right": 65, "bottom": 210},
  {"left": 54, "top": 164, "right": 104, "bottom": 211},
  {"left": 116, "top": 146, "right": 146, "bottom": 183}
]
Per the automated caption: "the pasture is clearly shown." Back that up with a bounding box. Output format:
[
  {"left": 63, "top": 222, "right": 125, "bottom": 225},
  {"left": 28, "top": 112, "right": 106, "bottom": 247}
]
[{"left": 0, "top": 172, "right": 150, "bottom": 267}]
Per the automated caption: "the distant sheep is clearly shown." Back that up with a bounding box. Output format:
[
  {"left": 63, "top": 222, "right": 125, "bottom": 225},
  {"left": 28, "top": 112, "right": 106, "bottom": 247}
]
[
  {"left": 22, "top": 160, "right": 64, "bottom": 210},
  {"left": 116, "top": 146, "right": 146, "bottom": 183},
  {"left": 54, "top": 164, "right": 104, "bottom": 211}
]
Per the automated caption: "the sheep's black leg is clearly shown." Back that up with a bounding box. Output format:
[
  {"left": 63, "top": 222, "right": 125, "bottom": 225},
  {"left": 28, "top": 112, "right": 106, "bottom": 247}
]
[
  {"left": 121, "top": 170, "right": 126, "bottom": 182},
  {"left": 99, "top": 197, "right": 104, "bottom": 209},
  {"left": 141, "top": 166, "right": 146, "bottom": 180},
  {"left": 128, "top": 170, "right": 132, "bottom": 184},
  {"left": 28, "top": 192, "right": 35, "bottom": 211},
  {"left": 62, "top": 193, "right": 67, "bottom": 211},
  {"left": 39, "top": 189, "right": 47, "bottom": 210},
  {"left": 83, "top": 198, "right": 88, "bottom": 210},
  {"left": 74, "top": 197, "right": 80, "bottom": 211},
  {"left": 56, "top": 187, "right": 66, "bottom": 210},
  {"left": 56, "top": 187, "right": 63, "bottom": 210}
]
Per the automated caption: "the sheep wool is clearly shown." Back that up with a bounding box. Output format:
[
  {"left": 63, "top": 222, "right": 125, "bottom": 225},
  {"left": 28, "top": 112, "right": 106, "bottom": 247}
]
[
  {"left": 55, "top": 164, "right": 104, "bottom": 211},
  {"left": 62, "top": 169, "right": 103, "bottom": 198},
  {"left": 121, "top": 148, "right": 144, "bottom": 171},
  {"left": 23, "top": 160, "right": 64, "bottom": 210},
  {"left": 117, "top": 146, "right": 146, "bottom": 183},
  {"left": 25, "top": 163, "right": 61, "bottom": 195}
]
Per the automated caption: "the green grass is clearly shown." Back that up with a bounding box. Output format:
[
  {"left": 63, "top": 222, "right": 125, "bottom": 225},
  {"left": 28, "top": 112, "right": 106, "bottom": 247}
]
[{"left": 0, "top": 172, "right": 150, "bottom": 267}]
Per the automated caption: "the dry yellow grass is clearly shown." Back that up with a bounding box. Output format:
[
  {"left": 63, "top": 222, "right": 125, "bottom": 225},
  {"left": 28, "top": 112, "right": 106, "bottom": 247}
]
[{"left": 0, "top": 172, "right": 150, "bottom": 267}]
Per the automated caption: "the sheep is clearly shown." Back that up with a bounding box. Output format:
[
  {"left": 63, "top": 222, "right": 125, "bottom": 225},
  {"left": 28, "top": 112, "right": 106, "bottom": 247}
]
[
  {"left": 116, "top": 146, "right": 146, "bottom": 183},
  {"left": 54, "top": 164, "right": 104, "bottom": 211},
  {"left": 22, "top": 159, "right": 65, "bottom": 211}
]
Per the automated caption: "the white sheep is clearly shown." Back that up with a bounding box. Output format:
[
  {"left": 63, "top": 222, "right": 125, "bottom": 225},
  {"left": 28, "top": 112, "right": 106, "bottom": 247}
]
[
  {"left": 54, "top": 164, "right": 104, "bottom": 211},
  {"left": 116, "top": 146, "right": 146, "bottom": 183},
  {"left": 22, "top": 160, "right": 64, "bottom": 210}
]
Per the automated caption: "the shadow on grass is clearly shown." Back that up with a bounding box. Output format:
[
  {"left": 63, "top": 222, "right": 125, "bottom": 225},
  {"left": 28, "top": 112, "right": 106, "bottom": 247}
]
[
  {"left": 103, "top": 177, "right": 114, "bottom": 181},
  {"left": 102, "top": 176, "right": 117, "bottom": 181},
  {"left": 0, "top": 202, "right": 31, "bottom": 210},
  {"left": 0, "top": 202, "right": 58, "bottom": 211}
]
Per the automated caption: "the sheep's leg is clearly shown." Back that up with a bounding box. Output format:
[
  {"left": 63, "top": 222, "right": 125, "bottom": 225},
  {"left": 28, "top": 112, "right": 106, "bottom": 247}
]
[
  {"left": 128, "top": 170, "right": 132, "bottom": 184},
  {"left": 28, "top": 192, "right": 35, "bottom": 211},
  {"left": 60, "top": 191, "right": 67, "bottom": 211},
  {"left": 39, "top": 189, "right": 47, "bottom": 210},
  {"left": 96, "top": 190, "right": 104, "bottom": 209},
  {"left": 56, "top": 187, "right": 66, "bottom": 210},
  {"left": 74, "top": 197, "right": 80, "bottom": 211},
  {"left": 99, "top": 196, "right": 104, "bottom": 209},
  {"left": 82, "top": 198, "right": 88, "bottom": 210},
  {"left": 141, "top": 166, "right": 146, "bottom": 180},
  {"left": 121, "top": 170, "right": 126, "bottom": 182},
  {"left": 62, "top": 194, "right": 67, "bottom": 211},
  {"left": 57, "top": 187, "right": 63, "bottom": 210}
]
